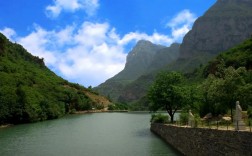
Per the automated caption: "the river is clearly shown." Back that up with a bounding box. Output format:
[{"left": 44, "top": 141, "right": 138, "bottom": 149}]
[{"left": 0, "top": 112, "right": 181, "bottom": 156}]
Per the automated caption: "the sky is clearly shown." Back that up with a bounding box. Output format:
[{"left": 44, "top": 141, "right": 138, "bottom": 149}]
[{"left": 0, "top": 0, "right": 216, "bottom": 87}]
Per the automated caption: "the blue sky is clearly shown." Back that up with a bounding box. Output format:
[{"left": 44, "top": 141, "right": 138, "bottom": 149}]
[{"left": 0, "top": 0, "right": 216, "bottom": 87}]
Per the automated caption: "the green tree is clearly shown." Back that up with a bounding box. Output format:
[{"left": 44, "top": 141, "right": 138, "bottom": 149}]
[
  {"left": 148, "top": 71, "right": 187, "bottom": 123},
  {"left": 200, "top": 67, "right": 247, "bottom": 119},
  {"left": 200, "top": 74, "right": 225, "bottom": 116},
  {"left": 219, "top": 67, "right": 246, "bottom": 120}
]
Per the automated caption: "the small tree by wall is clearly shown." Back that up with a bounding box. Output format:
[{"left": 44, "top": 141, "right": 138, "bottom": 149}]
[{"left": 148, "top": 71, "right": 188, "bottom": 123}]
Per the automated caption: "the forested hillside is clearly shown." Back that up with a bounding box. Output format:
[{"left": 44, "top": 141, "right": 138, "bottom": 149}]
[
  {"left": 149, "top": 36, "right": 252, "bottom": 118},
  {"left": 0, "top": 33, "right": 110, "bottom": 125},
  {"left": 198, "top": 36, "right": 252, "bottom": 116}
]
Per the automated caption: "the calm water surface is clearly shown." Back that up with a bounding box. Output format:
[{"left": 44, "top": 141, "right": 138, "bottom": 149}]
[{"left": 0, "top": 113, "right": 181, "bottom": 156}]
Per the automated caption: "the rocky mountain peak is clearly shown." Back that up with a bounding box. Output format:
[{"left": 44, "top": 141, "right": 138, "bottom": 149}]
[
  {"left": 114, "top": 40, "right": 166, "bottom": 80},
  {"left": 135, "top": 39, "right": 153, "bottom": 46},
  {"left": 128, "top": 40, "right": 164, "bottom": 57},
  {"left": 179, "top": 0, "right": 252, "bottom": 60}
]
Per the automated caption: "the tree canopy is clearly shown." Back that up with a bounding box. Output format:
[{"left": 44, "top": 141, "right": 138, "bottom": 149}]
[
  {"left": 148, "top": 36, "right": 252, "bottom": 122},
  {"left": 148, "top": 71, "right": 188, "bottom": 122}
]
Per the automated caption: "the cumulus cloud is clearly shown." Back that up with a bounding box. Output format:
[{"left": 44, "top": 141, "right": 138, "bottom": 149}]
[
  {"left": 166, "top": 9, "right": 197, "bottom": 41},
  {"left": 2, "top": 21, "right": 176, "bottom": 87},
  {"left": 0, "top": 27, "right": 16, "bottom": 41},
  {"left": 46, "top": 0, "right": 99, "bottom": 18},
  {"left": 1, "top": 9, "right": 197, "bottom": 87},
  {"left": 17, "top": 26, "right": 59, "bottom": 66},
  {"left": 119, "top": 31, "right": 173, "bottom": 46}
]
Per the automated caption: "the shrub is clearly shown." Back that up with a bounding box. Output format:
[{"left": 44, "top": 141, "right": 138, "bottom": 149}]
[
  {"left": 179, "top": 112, "right": 189, "bottom": 125},
  {"left": 150, "top": 113, "right": 169, "bottom": 124},
  {"left": 108, "top": 104, "right": 116, "bottom": 110},
  {"left": 194, "top": 114, "right": 201, "bottom": 128},
  {"left": 69, "top": 109, "right": 76, "bottom": 114},
  {"left": 247, "top": 119, "right": 252, "bottom": 127},
  {"left": 247, "top": 106, "right": 252, "bottom": 119}
]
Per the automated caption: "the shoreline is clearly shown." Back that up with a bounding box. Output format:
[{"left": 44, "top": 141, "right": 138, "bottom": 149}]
[
  {"left": 0, "top": 110, "right": 140, "bottom": 128},
  {"left": 74, "top": 110, "right": 129, "bottom": 114},
  {"left": 0, "top": 124, "right": 13, "bottom": 129}
]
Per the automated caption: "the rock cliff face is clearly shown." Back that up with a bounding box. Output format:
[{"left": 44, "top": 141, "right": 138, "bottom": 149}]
[
  {"left": 113, "top": 40, "right": 166, "bottom": 80},
  {"left": 179, "top": 0, "right": 252, "bottom": 60},
  {"left": 95, "top": 41, "right": 179, "bottom": 101}
]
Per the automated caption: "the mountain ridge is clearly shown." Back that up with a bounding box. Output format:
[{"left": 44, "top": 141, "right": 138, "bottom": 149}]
[
  {"left": 95, "top": 0, "right": 252, "bottom": 106},
  {"left": 95, "top": 40, "right": 180, "bottom": 101}
]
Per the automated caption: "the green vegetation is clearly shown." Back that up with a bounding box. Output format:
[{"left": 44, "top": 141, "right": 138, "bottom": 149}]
[
  {"left": 0, "top": 33, "right": 107, "bottom": 125},
  {"left": 148, "top": 72, "right": 187, "bottom": 123},
  {"left": 150, "top": 113, "right": 169, "bottom": 124},
  {"left": 107, "top": 103, "right": 128, "bottom": 110},
  {"left": 179, "top": 112, "right": 189, "bottom": 125},
  {"left": 149, "top": 37, "right": 252, "bottom": 121},
  {"left": 248, "top": 106, "right": 252, "bottom": 119}
]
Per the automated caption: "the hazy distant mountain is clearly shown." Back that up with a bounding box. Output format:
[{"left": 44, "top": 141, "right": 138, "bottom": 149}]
[{"left": 95, "top": 40, "right": 180, "bottom": 101}]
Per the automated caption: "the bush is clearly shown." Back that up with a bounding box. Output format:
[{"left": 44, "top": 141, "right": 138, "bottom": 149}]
[
  {"left": 150, "top": 113, "right": 169, "bottom": 124},
  {"left": 108, "top": 103, "right": 128, "bottom": 110},
  {"left": 193, "top": 114, "right": 201, "bottom": 128},
  {"left": 108, "top": 104, "right": 116, "bottom": 110},
  {"left": 179, "top": 112, "right": 189, "bottom": 125},
  {"left": 247, "top": 106, "right": 252, "bottom": 119},
  {"left": 96, "top": 104, "right": 104, "bottom": 110},
  {"left": 69, "top": 109, "right": 76, "bottom": 114},
  {"left": 247, "top": 119, "right": 252, "bottom": 126}
]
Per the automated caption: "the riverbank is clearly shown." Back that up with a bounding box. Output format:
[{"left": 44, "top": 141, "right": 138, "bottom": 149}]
[
  {"left": 0, "top": 110, "right": 129, "bottom": 128},
  {"left": 74, "top": 110, "right": 129, "bottom": 114},
  {"left": 0, "top": 124, "right": 13, "bottom": 129},
  {"left": 151, "top": 123, "right": 252, "bottom": 156}
]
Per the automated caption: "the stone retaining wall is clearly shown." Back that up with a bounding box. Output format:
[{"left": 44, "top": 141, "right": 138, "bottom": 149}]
[{"left": 151, "top": 124, "right": 252, "bottom": 156}]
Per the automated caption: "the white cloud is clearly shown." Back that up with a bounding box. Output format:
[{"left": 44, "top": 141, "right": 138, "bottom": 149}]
[
  {"left": 1, "top": 9, "right": 197, "bottom": 87},
  {"left": 46, "top": 0, "right": 99, "bottom": 18},
  {"left": 0, "top": 27, "right": 16, "bottom": 41},
  {"left": 17, "top": 26, "right": 59, "bottom": 65},
  {"left": 166, "top": 9, "right": 197, "bottom": 41},
  {"left": 119, "top": 31, "right": 173, "bottom": 46},
  {"left": 2, "top": 21, "right": 176, "bottom": 87}
]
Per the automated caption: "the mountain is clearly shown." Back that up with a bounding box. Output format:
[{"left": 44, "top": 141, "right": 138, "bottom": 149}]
[
  {"left": 117, "top": 43, "right": 180, "bottom": 103},
  {"left": 203, "top": 36, "right": 252, "bottom": 76},
  {"left": 96, "top": 0, "right": 252, "bottom": 107},
  {"left": 170, "top": 0, "right": 252, "bottom": 72},
  {"left": 148, "top": 43, "right": 180, "bottom": 71},
  {"left": 0, "top": 33, "right": 111, "bottom": 125},
  {"left": 95, "top": 40, "right": 180, "bottom": 101},
  {"left": 113, "top": 40, "right": 166, "bottom": 80}
]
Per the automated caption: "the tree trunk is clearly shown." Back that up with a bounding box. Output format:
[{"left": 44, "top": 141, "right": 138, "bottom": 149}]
[
  {"left": 170, "top": 114, "right": 174, "bottom": 123},
  {"left": 165, "top": 104, "right": 174, "bottom": 123},
  {"left": 231, "top": 107, "right": 233, "bottom": 122}
]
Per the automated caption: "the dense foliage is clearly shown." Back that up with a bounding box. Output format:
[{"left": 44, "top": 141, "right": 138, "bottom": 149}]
[
  {"left": 200, "top": 37, "right": 252, "bottom": 117},
  {"left": 107, "top": 103, "right": 128, "bottom": 110},
  {"left": 150, "top": 113, "right": 169, "bottom": 124},
  {"left": 0, "top": 33, "right": 102, "bottom": 125},
  {"left": 149, "top": 37, "right": 252, "bottom": 121},
  {"left": 148, "top": 72, "right": 188, "bottom": 123}
]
